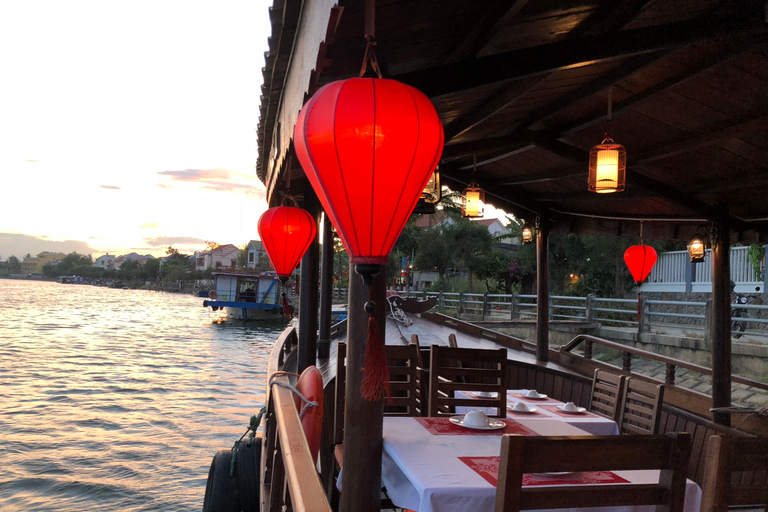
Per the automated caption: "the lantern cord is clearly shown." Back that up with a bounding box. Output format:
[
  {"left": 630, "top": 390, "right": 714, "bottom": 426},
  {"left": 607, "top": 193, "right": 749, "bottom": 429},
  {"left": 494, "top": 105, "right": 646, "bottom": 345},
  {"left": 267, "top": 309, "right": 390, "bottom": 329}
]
[
  {"left": 640, "top": 220, "right": 644, "bottom": 245},
  {"left": 277, "top": 191, "right": 300, "bottom": 208},
  {"left": 359, "top": 35, "right": 383, "bottom": 79}
]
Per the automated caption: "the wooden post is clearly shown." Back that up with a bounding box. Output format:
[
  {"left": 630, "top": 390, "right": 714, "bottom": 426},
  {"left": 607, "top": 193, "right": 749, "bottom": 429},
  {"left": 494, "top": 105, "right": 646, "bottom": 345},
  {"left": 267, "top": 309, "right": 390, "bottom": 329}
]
[
  {"left": 585, "top": 294, "right": 595, "bottom": 323},
  {"left": 711, "top": 211, "right": 731, "bottom": 426},
  {"left": 482, "top": 292, "right": 489, "bottom": 320},
  {"left": 340, "top": 263, "right": 385, "bottom": 512},
  {"left": 298, "top": 185, "right": 320, "bottom": 374},
  {"left": 510, "top": 292, "right": 518, "bottom": 320},
  {"left": 317, "top": 214, "right": 334, "bottom": 359},
  {"left": 536, "top": 214, "right": 550, "bottom": 363}
]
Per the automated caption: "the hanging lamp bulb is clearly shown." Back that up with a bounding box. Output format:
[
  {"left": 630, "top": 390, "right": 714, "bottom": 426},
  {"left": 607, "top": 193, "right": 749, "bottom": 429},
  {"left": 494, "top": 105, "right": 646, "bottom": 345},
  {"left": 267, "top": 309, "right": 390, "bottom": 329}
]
[
  {"left": 589, "top": 87, "right": 626, "bottom": 193},
  {"left": 462, "top": 155, "right": 484, "bottom": 218}
]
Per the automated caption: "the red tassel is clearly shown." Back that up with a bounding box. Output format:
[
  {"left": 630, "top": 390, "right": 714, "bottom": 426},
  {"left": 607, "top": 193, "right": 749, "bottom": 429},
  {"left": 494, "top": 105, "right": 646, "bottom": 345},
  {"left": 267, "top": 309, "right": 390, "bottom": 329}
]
[
  {"left": 360, "top": 315, "right": 391, "bottom": 403},
  {"left": 282, "top": 293, "right": 293, "bottom": 319}
]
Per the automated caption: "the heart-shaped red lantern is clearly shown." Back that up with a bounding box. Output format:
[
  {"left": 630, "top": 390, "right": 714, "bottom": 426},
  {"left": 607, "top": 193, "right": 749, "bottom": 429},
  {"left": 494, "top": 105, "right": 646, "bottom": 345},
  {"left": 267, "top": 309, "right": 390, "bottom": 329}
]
[
  {"left": 294, "top": 78, "right": 444, "bottom": 265},
  {"left": 258, "top": 206, "right": 316, "bottom": 278},
  {"left": 624, "top": 244, "right": 657, "bottom": 285}
]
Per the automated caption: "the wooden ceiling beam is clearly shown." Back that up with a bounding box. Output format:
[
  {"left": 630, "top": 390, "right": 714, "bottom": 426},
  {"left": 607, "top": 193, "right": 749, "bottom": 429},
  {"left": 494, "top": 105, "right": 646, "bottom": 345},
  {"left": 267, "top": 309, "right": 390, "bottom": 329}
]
[
  {"left": 394, "top": 5, "right": 768, "bottom": 97},
  {"left": 443, "top": 0, "right": 531, "bottom": 64},
  {"left": 631, "top": 112, "right": 768, "bottom": 165}
]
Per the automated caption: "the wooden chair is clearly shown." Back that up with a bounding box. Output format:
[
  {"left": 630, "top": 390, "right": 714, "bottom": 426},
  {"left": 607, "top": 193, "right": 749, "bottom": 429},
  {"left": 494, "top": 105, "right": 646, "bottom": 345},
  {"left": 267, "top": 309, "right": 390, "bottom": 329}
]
[
  {"left": 332, "top": 342, "right": 424, "bottom": 469},
  {"left": 495, "top": 433, "right": 692, "bottom": 512},
  {"left": 331, "top": 342, "right": 423, "bottom": 510},
  {"left": 448, "top": 333, "right": 459, "bottom": 348},
  {"left": 428, "top": 345, "right": 508, "bottom": 417},
  {"left": 588, "top": 369, "right": 626, "bottom": 422},
  {"left": 700, "top": 435, "right": 768, "bottom": 512},
  {"left": 617, "top": 377, "right": 664, "bottom": 435}
]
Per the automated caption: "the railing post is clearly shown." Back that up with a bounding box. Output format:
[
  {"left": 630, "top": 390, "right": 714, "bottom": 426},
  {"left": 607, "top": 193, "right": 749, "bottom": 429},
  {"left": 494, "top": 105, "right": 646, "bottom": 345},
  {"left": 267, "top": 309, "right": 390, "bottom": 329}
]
[
  {"left": 685, "top": 257, "right": 694, "bottom": 293},
  {"left": 482, "top": 292, "right": 489, "bottom": 320},
  {"left": 458, "top": 291, "right": 465, "bottom": 316},
  {"left": 510, "top": 292, "right": 518, "bottom": 320},
  {"left": 622, "top": 351, "right": 632, "bottom": 372},
  {"left": 665, "top": 363, "right": 677, "bottom": 385},
  {"left": 637, "top": 295, "right": 649, "bottom": 334},
  {"left": 439, "top": 291, "right": 444, "bottom": 309},
  {"left": 704, "top": 298, "right": 712, "bottom": 349},
  {"left": 584, "top": 338, "right": 593, "bottom": 359},
  {"left": 585, "top": 294, "right": 595, "bottom": 323}
]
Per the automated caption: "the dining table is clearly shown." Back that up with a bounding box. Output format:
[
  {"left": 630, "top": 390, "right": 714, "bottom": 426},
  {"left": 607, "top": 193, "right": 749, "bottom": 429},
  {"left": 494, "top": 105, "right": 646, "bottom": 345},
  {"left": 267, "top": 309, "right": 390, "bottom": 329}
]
[
  {"left": 380, "top": 416, "right": 702, "bottom": 512},
  {"left": 454, "top": 389, "right": 620, "bottom": 436}
]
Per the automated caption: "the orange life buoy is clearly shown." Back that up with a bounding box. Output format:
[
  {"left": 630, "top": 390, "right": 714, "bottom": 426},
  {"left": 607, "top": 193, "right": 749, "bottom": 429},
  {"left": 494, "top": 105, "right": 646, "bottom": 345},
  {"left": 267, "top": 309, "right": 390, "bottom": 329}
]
[
  {"left": 294, "top": 366, "right": 324, "bottom": 463},
  {"left": 208, "top": 290, "right": 218, "bottom": 300}
]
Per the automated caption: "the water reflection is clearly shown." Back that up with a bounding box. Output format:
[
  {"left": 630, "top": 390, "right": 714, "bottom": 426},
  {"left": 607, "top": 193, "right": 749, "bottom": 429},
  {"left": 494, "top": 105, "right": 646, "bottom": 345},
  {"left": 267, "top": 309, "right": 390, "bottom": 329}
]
[{"left": 0, "top": 279, "right": 283, "bottom": 511}]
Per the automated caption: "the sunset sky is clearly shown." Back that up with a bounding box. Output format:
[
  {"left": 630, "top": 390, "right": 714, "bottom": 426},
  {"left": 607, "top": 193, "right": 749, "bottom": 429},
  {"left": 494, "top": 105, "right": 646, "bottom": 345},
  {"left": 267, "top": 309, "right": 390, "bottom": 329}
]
[
  {"left": 0, "top": 1, "right": 510, "bottom": 262},
  {"left": 0, "top": 1, "right": 271, "bottom": 260}
]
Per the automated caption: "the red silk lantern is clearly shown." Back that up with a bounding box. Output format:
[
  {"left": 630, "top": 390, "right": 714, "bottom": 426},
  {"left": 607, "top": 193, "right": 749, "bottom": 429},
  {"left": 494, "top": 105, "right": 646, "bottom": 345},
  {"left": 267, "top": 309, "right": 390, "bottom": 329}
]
[
  {"left": 624, "top": 244, "right": 657, "bottom": 285},
  {"left": 294, "top": 78, "right": 444, "bottom": 265},
  {"left": 258, "top": 206, "right": 316, "bottom": 278}
]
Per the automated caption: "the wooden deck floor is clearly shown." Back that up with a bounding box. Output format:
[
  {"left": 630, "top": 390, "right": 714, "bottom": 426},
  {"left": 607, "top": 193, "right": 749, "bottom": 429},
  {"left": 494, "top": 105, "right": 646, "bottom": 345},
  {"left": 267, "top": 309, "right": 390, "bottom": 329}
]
[{"left": 316, "top": 311, "right": 554, "bottom": 387}]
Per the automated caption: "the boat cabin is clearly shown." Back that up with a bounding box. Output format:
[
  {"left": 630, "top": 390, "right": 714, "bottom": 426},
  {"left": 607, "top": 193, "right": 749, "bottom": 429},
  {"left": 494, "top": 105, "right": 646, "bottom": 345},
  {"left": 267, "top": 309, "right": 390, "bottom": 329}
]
[{"left": 216, "top": 1, "right": 768, "bottom": 511}]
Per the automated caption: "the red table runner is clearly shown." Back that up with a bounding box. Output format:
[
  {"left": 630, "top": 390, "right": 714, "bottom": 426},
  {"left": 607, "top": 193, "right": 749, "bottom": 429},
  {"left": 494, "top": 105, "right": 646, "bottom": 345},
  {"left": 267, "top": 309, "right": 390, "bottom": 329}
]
[
  {"left": 459, "top": 456, "right": 630, "bottom": 487},
  {"left": 415, "top": 417, "right": 538, "bottom": 436},
  {"left": 539, "top": 404, "right": 599, "bottom": 418}
]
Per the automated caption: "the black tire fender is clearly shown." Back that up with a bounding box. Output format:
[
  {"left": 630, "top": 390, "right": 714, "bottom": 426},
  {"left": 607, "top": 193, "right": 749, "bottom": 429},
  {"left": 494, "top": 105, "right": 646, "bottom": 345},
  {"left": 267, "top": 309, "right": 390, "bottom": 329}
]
[{"left": 202, "top": 450, "right": 239, "bottom": 512}]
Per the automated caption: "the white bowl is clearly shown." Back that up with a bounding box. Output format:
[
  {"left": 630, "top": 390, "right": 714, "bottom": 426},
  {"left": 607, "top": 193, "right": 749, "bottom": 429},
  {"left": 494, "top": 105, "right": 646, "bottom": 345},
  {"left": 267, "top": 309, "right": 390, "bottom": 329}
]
[
  {"left": 476, "top": 391, "right": 496, "bottom": 398},
  {"left": 463, "top": 410, "right": 490, "bottom": 427},
  {"left": 525, "top": 390, "right": 542, "bottom": 398},
  {"left": 511, "top": 402, "right": 531, "bottom": 412},
  {"left": 562, "top": 402, "right": 579, "bottom": 412}
]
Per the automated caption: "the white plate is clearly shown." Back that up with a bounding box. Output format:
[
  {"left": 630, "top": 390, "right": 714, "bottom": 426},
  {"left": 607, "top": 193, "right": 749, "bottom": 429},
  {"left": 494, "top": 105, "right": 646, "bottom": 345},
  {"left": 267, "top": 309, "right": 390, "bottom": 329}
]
[
  {"left": 507, "top": 404, "right": 537, "bottom": 413},
  {"left": 531, "top": 472, "right": 576, "bottom": 476},
  {"left": 475, "top": 391, "right": 497, "bottom": 398},
  {"left": 555, "top": 405, "right": 586, "bottom": 414},
  {"left": 449, "top": 415, "right": 506, "bottom": 430},
  {"left": 519, "top": 393, "right": 547, "bottom": 400}
]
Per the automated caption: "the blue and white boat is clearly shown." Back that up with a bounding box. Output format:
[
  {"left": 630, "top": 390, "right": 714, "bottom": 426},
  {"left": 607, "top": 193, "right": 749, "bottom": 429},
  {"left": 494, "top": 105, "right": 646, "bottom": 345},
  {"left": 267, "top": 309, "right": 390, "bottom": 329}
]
[{"left": 202, "top": 271, "right": 287, "bottom": 321}]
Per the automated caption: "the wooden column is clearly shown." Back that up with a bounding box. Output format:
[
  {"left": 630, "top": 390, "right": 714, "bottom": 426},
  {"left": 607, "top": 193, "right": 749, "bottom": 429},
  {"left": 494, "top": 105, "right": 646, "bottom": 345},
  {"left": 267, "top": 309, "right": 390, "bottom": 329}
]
[
  {"left": 340, "top": 263, "right": 385, "bottom": 512},
  {"left": 298, "top": 185, "right": 321, "bottom": 374},
  {"left": 711, "top": 211, "right": 731, "bottom": 426},
  {"left": 536, "top": 214, "right": 549, "bottom": 363},
  {"left": 317, "top": 214, "right": 334, "bottom": 359}
]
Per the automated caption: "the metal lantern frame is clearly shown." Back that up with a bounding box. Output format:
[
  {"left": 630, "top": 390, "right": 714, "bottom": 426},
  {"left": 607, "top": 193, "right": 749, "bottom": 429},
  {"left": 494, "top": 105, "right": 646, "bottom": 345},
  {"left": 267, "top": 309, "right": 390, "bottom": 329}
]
[
  {"left": 461, "top": 178, "right": 485, "bottom": 218},
  {"left": 521, "top": 223, "right": 534, "bottom": 244},
  {"left": 688, "top": 236, "right": 706, "bottom": 263},
  {"left": 588, "top": 133, "right": 626, "bottom": 193}
]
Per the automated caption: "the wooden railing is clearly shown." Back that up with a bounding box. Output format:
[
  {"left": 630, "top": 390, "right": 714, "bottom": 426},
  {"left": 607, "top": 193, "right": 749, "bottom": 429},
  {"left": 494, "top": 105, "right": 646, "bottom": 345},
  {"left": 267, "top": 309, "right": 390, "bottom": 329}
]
[{"left": 261, "top": 326, "right": 333, "bottom": 512}]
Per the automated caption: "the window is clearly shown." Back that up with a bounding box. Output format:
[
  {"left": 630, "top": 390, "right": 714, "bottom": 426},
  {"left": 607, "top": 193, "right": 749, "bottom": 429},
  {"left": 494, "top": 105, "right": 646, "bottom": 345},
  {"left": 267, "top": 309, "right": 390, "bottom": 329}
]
[{"left": 248, "top": 253, "right": 254, "bottom": 263}]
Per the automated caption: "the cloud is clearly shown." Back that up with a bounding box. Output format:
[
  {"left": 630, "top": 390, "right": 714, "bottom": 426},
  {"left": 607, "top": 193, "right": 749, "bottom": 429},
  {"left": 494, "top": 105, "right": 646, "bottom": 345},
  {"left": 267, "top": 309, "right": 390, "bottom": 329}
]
[
  {"left": 156, "top": 168, "right": 265, "bottom": 198},
  {"left": 156, "top": 183, "right": 171, "bottom": 189},
  {"left": 0, "top": 232, "right": 97, "bottom": 260},
  {"left": 99, "top": 185, "right": 121, "bottom": 190},
  {"left": 139, "top": 222, "right": 159, "bottom": 229},
  {"left": 157, "top": 169, "right": 231, "bottom": 181},
  {"left": 143, "top": 236, "right": 206, "bottom": 247}
]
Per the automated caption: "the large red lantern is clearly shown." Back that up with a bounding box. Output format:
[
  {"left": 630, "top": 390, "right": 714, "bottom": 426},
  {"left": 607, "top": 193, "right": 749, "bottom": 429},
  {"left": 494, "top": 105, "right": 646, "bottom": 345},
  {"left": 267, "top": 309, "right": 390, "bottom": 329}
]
[
  {"left": 258, "top": 206, "right": 316, "bottom": 278},
  {"left": 624, "top": 244, "right": 657, "bottom": 285},
  {"left": 294, "top": 77, "right": 444, "bottom": 402},
  {"left": 294, "top": 78, "right": 444, "bottom": 266}
]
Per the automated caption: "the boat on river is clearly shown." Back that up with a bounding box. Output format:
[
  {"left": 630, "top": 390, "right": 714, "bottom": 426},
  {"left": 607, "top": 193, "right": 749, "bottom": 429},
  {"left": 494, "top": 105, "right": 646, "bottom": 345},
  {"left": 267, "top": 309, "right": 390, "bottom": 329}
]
[
  {"left": 201, "top": 0, "right": 768, "bottom": 510},
  {"left": 202, "top": 271, "right": 287, "bottom": 321}
]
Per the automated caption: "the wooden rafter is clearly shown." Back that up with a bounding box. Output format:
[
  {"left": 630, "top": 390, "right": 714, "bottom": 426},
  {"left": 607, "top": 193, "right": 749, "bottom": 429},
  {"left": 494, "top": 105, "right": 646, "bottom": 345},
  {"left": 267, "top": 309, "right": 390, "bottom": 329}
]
[{"left": 393, "top": 5, "right": 768, "bottom": 97}]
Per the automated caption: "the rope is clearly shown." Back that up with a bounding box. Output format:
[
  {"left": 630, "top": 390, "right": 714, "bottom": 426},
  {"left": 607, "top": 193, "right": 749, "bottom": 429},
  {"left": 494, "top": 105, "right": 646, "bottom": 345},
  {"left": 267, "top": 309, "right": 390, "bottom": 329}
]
[
  {"left": 230, "top": 407, "right": 266, "bottom": 477},
  {"left": 268, "top": 374, "right": 319, "bottom": 420},
  {"left": 387, "top": 296, "right": 413, "bottom": 327}
]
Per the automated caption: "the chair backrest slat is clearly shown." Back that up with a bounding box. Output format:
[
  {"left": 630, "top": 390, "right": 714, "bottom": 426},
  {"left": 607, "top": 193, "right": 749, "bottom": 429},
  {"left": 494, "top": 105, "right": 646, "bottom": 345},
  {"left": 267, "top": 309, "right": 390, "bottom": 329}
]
[
  {"left": 588, "top": 369, "right": 625, "bottom": 422},
  {"left": 617, "top": 377, "right": 664, "bottom": 435},
  {"left": 428, "top": 345, "right": 508, "bottom": 417},
  {"left": 495, "top": 433, "right": 692, "bottom": 512},
  {"left": 701, "top": 435, "right": 768, "bottom": 512}
]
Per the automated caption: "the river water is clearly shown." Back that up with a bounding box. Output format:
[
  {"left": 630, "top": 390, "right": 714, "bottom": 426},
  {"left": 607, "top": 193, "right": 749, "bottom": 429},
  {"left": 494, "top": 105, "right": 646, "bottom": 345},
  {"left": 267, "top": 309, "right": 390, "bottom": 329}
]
[{"left": 0, "top": 279, "right": 285, "bottom": 511}]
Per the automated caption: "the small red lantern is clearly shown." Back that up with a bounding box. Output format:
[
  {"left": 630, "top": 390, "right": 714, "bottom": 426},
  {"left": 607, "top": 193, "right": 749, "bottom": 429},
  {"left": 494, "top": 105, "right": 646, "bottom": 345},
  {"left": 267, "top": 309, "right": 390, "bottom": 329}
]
[
  {"left": 258, "top": 206, "right": 316, "bottom": 319},
  {"left": 258, "top": 206, "right": 317, "bottom": 278},
  {"left": 624, "top": 244, "right": 657, "bottom": 285},
  {"left": 294, "top": 78, "right": 444, "bottom": 265}
]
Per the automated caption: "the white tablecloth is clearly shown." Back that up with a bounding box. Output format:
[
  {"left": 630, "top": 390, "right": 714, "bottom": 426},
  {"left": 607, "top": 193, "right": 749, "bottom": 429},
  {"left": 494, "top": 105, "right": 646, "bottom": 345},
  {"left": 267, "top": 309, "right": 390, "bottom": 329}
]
[
  {"left": 381, "top": 417, "right": 701, "bottom": 512},
  {"left": 455, "top": 389, "right": 619, "bottom": 436}
]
